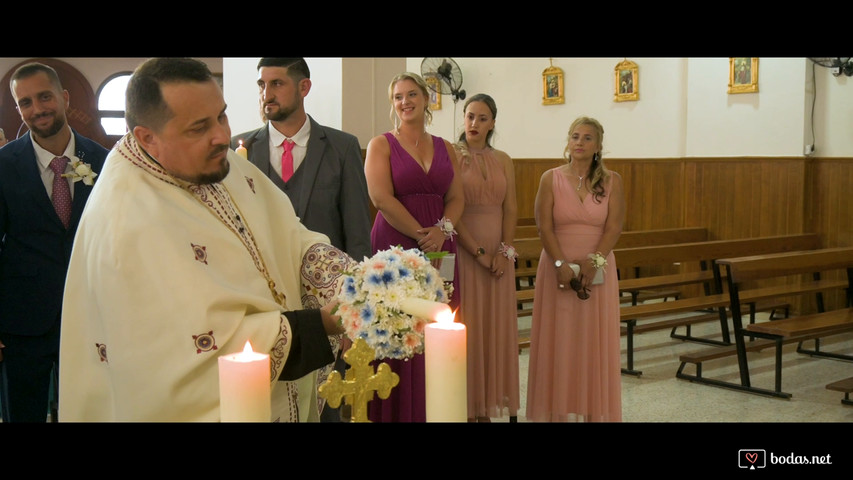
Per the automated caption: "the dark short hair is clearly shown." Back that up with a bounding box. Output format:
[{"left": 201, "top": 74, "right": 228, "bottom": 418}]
[
  {"left": 10, "top": 62, "right": 63, "bottom": 98},
  {"left": 125, "top": 57, "right": 213, "bottom": 132},
  {"left": 257, "top": 58, "right": 310, "bottom": 80}
]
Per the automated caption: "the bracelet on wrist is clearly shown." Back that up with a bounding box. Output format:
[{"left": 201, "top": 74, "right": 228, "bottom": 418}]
[
  {"left": 435, "top": 216, "right": 457, "bottom": 240},
  {"left": 588, "top": 252, "right": 607, "bottom": 270},
  {"left": 499, "top": 242, "right": 518, "bottom": 262}
]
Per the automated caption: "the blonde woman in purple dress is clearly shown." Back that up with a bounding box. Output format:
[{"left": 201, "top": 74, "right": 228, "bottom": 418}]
[{"left": 363, "top": 72, "right": 464, "bottom": 422}]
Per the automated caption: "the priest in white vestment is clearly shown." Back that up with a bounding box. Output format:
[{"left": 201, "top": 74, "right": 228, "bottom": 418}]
[{"left": 58, "top": 57, "right": 352, "bottom": 422}]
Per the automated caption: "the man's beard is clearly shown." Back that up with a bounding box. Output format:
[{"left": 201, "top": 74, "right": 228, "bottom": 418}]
[
  {"left": 193, "top": 146, "right": 231, "bottom": 184},
  {"left": 264, "top": 99, "right": 298, "bottom": 122},
  {"left": 148, "top": 144, "right": 231, "bottom": 185},
  {"left": 194, "top": 159, "right": 230, "bottom": 185},
  {"left": 28, "top": 111, "right": 66, "bottom": 138}
]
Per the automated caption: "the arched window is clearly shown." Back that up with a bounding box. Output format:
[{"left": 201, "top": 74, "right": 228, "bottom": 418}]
[{"left": 97, "top": 72, "right": 132, "bottom": 141}]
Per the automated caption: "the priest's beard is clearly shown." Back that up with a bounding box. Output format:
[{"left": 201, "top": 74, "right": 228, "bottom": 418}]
[
  {"left": 195, "top": 158, "right": 230, "bottom": 184},
  {"left": 146, "top": 144, "right": 231, "bottom": 185},
  {"left": 194, "top": 147, "right": 231, "bottom": 184}
]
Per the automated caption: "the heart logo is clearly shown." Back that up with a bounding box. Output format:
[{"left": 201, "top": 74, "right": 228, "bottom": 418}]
[{"left": 745, "top": 453, "right": 758, "bottom": 464}]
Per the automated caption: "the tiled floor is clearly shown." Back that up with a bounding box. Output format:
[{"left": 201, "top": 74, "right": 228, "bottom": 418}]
[{"left": 499, "top": 312, "right": 853, "bottom": 422}]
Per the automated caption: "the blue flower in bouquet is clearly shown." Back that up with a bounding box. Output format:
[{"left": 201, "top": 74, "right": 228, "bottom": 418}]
[{"left": 336, "top": 246, "right": 453, "bottom": 360}]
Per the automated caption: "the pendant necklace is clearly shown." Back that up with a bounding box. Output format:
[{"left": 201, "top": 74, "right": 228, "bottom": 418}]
[
  {"left": 568, "top": 163, "right": 584, "bottom": 191},
  {"left": 397, "top": 129, "right": 429, "bottom": 172}
]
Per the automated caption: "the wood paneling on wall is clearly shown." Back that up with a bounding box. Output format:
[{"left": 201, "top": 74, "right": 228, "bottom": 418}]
[
  {"left": 513, "top": 156, "right": 853, "bottom": 311},
  {"left": 513, "top": 157, "right": 852, "bottom": 243},
  {"left": 513, "top": 158, "right": 564, "bottom": 224},
  {"left": 808, "top": 158, "right": 853, "bottom": 310},
  {"left": 607, "top": 159, "right": 686, "bottom": 232}
]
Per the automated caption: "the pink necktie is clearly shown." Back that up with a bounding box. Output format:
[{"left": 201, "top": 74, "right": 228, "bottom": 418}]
[
  {"left": 281, "top": 139, "right": 295, "bottom": 182},
  {"left": 50, "top": 156, "right": 72, "bottom": 229}
]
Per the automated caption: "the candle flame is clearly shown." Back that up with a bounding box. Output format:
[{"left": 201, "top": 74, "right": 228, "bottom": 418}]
[
  {"left": 238, "top": 139, "right": 244, "bottom": 147},
  {"left": 243, "top": 340, "right": 254, "bottom": 354},
  {"left": 435, "top": 307, "right": 457, "bottom": 324}
]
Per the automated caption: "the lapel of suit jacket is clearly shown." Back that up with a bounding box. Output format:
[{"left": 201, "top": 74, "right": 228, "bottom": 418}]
[
  {"left": 246, "top": 126, "right": 274, "bottom": 178},
  {"left": 69, "top": 131, "right": 98, "bottom": 229},
  {"left": 13, "top": 132, "right": 64, "bottom": 224},
  {"left": 295, "top": 116, "right": 326, "bottom": 218}
]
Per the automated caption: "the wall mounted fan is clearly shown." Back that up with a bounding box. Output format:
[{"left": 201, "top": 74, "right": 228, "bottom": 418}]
[
  {"left": 809, "top": 57, "right": 853, "bottom": 77},
  {"left": 421, "top": 57, "right": 467, "bottom": 103}
]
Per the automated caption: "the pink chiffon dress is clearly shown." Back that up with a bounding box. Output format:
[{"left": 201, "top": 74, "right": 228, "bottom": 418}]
[
  {"left": 525, "top": 168, "right": 622, "bottom": 422},
  {"left": 456, "top": 146, "right": 519, "bottom": 419}
]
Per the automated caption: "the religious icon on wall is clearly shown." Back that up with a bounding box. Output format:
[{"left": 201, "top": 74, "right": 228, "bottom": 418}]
[
  {"left": 614, "top": 59, "right": 639, "bottom": 102},
  {"left": 542, "top": 64, "right": 564, "bottom": 105},
  {"left": 728, "top": 57, "right": 759, "bottom": 94},
  {"left": 426, "top": 75, "right": 442, "bottom": 110}
]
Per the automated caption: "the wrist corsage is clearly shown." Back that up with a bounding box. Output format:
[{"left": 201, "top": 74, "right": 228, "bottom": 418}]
[
  {"left": 588, "top": 252, "right": 607, "bottom": 270},
  {"left": 434, "top": 216, "right": 457, "bottom": 241},
  {"left": 499, "top": 242, "right": 518, "bottom": 262}
]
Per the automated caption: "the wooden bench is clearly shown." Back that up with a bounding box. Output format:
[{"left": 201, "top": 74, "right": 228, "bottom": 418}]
[
  {"left": 617, "top": 234, "right": 821, "bottom": 375},
  {"left": 826, "top": 376, "right": 853, "bottom": 405},
  {"left": 515, "top": 225, "right": 539, "bottom": 239},
  {"left": 675, "top": 246, "right": 853, "bottom": 399},
  {"left": 515, "top": 227, "right": 708, "bottom": 297},
  {"left": 616, "top": 227, "right": 708, "bottom": 249},
  {"left": 515, "top": 229, "right": 707, "bottom": 350},
  {"left": 515, "top": 238, "right": 543, "bottom": 350}
]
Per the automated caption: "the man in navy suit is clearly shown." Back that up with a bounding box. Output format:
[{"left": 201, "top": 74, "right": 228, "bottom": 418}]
[
  {"left": 231, "top": 58, "right": 371, "bottom": 422},
  {"left": 0, "top": 62, "right": 108, "bottom": 422}
]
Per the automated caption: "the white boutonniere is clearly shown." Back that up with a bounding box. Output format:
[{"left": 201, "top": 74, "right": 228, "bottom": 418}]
[{"left": 62, "top": 159, "right": 98, "bottom": 186}]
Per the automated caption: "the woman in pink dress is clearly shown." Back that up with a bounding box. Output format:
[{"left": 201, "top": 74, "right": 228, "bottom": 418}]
[
  {"left": 453, "top": 94, "right": 519, "bottom": 422},
  {"left": 363, "top": 72, "right": 464, "bottom": 422},
  {"left": 526, "top": 116, "right": 625, "bottom": 422}
]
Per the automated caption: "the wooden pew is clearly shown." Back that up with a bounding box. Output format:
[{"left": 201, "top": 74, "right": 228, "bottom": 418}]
[
  {"left": 515, "top": 228, "right": 708, "bottom": 351},
  {"left": 616, "top": 227, "right": 708, "bottom": 249},
  {"left": 826, "top": 377, "right": 853, "bottom": 405},
  {"left": 515, "top": 227, "right": 709, "bottom": 296},
  {"left": 617, "top": 234, "right": 820, "bottom": 375},
  {"left": 676, "top": 246, "right": 853, "bottom": 399},
  {"left": 515, "top": 225, "right": 539, "bottom": 239}
]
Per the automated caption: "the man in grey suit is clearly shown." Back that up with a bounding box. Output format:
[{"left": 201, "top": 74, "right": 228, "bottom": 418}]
[
  {"left": 231, "top": 58, "right": 371, "bottom": 422},
  {"left": 232, "top": 58, "right": 371, "bottom": 262}
]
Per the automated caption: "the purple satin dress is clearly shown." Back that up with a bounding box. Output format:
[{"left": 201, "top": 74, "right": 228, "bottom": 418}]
[{"left": 368, "top": 132, "right": 460, "bottom": 422}]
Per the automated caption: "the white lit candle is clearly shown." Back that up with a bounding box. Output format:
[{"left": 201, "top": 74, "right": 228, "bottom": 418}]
[
  {"left": 218, "top": 341, "right": 270, "bottom": 422},
  {"left": 424, "top": 308, "right": 467, "bottom": 422},
  {"left": 399, "top": 298, "right": 451, "bottom": 320},
  {"left": 235, "top": 140, "right": 248, "bottom": 159}
]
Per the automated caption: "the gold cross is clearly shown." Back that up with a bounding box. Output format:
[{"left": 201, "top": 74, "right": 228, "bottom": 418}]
[{"left": 318, "top": 338, "right": 400, "bottom": 423}]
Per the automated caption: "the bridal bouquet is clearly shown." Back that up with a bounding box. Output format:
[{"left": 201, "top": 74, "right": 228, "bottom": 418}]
[{"left": 336, "top": 246, "right": 453, "bottom": 360}]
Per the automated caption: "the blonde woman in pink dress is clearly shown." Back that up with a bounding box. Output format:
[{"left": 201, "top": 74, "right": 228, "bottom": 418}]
[
  {"left": 526, "top": 116, "right": 625, "bottom": 422},
  {"left": 453, "top": 94, "right": 519, "bottom": 423}
]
